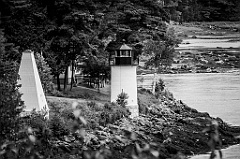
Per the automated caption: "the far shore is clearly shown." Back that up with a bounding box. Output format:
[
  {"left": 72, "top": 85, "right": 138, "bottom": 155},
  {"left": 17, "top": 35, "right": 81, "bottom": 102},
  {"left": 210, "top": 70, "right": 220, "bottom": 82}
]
[
  {"left": 46, "top": 21, "right": 240, "bottom": 159},
  {"left": 139, "top": 22, "right": 240, "bottom": 75}
]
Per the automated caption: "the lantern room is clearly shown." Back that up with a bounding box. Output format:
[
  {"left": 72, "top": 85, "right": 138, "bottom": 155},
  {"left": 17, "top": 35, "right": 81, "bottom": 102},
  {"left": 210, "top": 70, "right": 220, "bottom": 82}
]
[{"left": 111, "top": 43, "right": 138, "bottom": 66}]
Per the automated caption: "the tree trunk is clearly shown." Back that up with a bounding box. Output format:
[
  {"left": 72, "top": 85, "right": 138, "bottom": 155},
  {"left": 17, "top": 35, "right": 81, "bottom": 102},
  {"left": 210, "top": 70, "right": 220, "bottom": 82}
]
[
  {"left": 97, "top": 75, "right": 100, "bottom": 92},
  {"left": 64, "top": 65, "right": 68, "bottom": 91},
  {"left": 70, "top": 60, "right": 75, "bottom": 91},
  {"left": 56, "top": 74, "right": 61, "bottom": 91}
]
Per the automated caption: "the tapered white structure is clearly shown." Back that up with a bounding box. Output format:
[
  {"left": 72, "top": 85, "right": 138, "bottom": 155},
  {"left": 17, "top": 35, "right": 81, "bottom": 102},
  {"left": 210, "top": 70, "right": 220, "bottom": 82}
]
[
  {"left": 18, "top": 50, "right": 49, "bottom": 117},
  {"left": 110, "top": 44, "right": 139, "bottom": 118}
]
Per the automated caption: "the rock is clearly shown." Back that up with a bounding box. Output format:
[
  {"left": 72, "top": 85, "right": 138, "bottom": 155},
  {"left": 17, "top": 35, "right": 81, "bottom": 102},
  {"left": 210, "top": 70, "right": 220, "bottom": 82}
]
[
  {"left": 64, "top": 135, "right": 75, "bottom": 142},
  {"left": 192, "top": 35, "right": 197, "bottom": 38}
]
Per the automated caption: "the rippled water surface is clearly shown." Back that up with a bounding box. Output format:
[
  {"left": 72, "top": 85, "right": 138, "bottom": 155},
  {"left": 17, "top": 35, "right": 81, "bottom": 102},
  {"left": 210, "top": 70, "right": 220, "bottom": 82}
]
[
  {"left": 158, "top": 73, "right": 240, "bottom": 159},
  {"left": 178, "top": 38, "right": 240, "bottom": 49},
  {"left": 159, "top": 73, "right": 240, "bottom": 126},
  {"left": 190, "top": 144, "right": 240, "bottom": 159}
]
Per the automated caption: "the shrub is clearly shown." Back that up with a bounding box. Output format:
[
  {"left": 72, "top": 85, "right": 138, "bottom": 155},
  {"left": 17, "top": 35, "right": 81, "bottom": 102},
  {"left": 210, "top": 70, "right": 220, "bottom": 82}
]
[
  {"left": 104, "top": 102, "right": 112, "bottom": 110},
  {"left": 21, "top": 111, "right": 52, "bottom": 147},
  {"left": 155, "top": 78, "right": 167, "bottom": 99},
  {"left": 162, "top": 89, "right": 174, "bottom": 99},
  {"left": 155, "top": 78, "right": 165, "bottom": 93},
  {"left": 0, "top": 112, "right": 53, "bottom": 159},
  {"left": 35, "top": 53, "right": 54, "bottom": 94},
  {"left": 100, "top": 102, "right": 131, "bottom": 126},
  {"left": 60, "top": 108, "right": 75, "bottom": 120},
  {"left": 0, "top": 30, "right": 24, "bottom": 141},
  {"left": 49, "top": 115, "right": 70, "bottom": 138},
  {"left": 116, "top": 92, "right": 129, "bottom": 107},
  {"left": 138, "top": 98, "right": 148, "bottom": 114},
  {"left": 138, "top": 89, "right": 160, "bottom": 114},
  {"left": 87, "top": 101, "right": 97, "bottom": 109}
]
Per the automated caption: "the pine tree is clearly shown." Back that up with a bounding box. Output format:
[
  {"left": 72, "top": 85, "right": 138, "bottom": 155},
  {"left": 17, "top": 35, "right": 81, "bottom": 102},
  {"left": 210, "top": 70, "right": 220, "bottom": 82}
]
[{"left": 0, "top": 29, "right": 24, "bottom": 141}]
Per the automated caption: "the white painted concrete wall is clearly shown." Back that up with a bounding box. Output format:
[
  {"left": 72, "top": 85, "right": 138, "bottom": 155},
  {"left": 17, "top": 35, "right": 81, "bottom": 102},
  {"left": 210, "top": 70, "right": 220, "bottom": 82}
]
[
  {"left": 111, "top": 66, "right": 139, "bottom": 117},
  {"left": 18, "top": 50, "right": 49, "bottom": 117}
]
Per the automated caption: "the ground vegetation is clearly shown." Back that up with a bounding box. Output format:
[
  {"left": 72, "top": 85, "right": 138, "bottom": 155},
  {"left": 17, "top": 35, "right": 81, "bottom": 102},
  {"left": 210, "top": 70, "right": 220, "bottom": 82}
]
[
  {"left": 1, "top": 0, "right": 240, "bottom": 159},
  {"left": 0, "top": 29, "right": 24, "bottom": 142}
]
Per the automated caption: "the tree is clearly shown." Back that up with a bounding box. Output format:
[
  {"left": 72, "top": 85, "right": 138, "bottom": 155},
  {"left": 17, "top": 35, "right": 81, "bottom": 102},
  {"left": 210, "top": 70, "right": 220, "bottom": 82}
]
[
  {"left": 116, "top": 92, "right": 129, "bottom": 108},
  {"left": 176, "top": 0, "right": 240, "bottom": 21},
  {"left": 82, "top": 55, "right": 110, "bottom": 89},
  {"left": 35, "top": 53, "right": 53, "bottom": 93},
  {"left": 43, "top": 0, "right": 102, "bottom": 90},
  {"left": 2, "top": 0, "right": 181, "bottom": 93},
  {"left": 0, "top": 29, "right": 24, "bottom": 141},
  {"left": 2, "top": 0, "right": 46, "bottom": 52},
  {"left": 143, "top": 38, "right": 175, "bottom": 72},
  {"left": 44, "top": 46, "right": 66, "bottom": 91}
]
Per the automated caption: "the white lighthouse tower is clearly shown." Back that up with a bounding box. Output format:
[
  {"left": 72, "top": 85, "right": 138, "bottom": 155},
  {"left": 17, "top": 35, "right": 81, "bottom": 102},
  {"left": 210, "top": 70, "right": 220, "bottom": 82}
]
[{"left": 110, "top": 43, "right": 139, "bottom": 118}]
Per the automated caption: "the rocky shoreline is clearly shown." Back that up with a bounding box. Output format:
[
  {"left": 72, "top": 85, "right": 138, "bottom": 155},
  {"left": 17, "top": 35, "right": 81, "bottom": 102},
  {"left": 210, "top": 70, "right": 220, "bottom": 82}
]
[
  {"left": 138, "top": 67, "right": 240, "bottom": 75},
  {"left": 138, "top": 44, "right": 240, "bottom": 75},
  {"left": 114, "top": 91, "right": 240, "bottom": 158},
  {"left": 46, "top": 88, "right": 240, "bottom": 159},
  {"left": 44, "top": 22, "right": 240, "bottom": 159},
  {"left": 138, "top": 22, "right": 240, "bottom": 75}
]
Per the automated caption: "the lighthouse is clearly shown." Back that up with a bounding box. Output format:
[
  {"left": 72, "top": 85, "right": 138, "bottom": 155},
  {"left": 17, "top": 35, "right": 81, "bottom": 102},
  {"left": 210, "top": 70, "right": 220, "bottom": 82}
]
[{"left": 110, "top": 43, "right": 139, "bottom": 118}]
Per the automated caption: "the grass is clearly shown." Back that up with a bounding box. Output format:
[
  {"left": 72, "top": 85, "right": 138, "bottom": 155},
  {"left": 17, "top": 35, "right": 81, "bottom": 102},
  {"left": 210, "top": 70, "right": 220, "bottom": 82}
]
[
  {"left": 48, "top": 84, "right": 110, "bottom": 102},
  {"left": 47, "top": 84, "right": 111, "bottom": 121},
  {"left": 47, "top": 82, "right": 165, "bottom": 116}
]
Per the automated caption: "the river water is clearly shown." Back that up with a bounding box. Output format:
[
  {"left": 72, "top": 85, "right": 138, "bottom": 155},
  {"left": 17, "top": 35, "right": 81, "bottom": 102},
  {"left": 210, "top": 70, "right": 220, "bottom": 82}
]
[
  {"left": 178, "top": 37, "right": 240, "bottom": 49},
  {"left": 158, "top": 72, "right": 240, "bottom": 159},
  {"left": 147, "top": 29, "right": 240, "bottom": 158},
  {"left": 159, "top": 73, "right": 240, "bottom": 126}
]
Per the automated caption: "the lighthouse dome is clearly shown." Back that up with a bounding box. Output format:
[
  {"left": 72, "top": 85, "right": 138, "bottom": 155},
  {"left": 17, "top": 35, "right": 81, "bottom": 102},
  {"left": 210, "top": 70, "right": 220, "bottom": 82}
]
[{"left": 119, "top": 44, "right": 132, "bottom": 50}]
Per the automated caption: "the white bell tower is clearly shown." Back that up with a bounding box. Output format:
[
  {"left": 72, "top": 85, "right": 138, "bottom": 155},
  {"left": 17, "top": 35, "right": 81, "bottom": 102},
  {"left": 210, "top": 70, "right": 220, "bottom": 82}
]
[{"left": 110, "top": 43, "right": 139, "bottom": 118}]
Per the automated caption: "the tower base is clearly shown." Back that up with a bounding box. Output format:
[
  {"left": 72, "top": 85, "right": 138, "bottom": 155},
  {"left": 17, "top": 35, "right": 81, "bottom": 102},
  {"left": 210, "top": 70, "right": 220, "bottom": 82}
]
[{"left": 127, "top": 104, "right": 139, "bottom": 118}]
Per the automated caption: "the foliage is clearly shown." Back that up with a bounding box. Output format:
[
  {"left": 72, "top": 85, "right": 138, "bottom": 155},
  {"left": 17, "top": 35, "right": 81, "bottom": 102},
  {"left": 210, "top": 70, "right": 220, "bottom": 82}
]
[
  {"left": 1, "top": 0, "right": 174, "bottom": 89},
  {"left": 100, "top": 102, "right": 131, "bottom": 126},
  {"left": 49, "top": 88, "right": 103, "bottom": 100},
  {"left": 49, "top": 115, "right": 70, "bottom": 138},
  {"left": 0, "top": 29, "right": 23, "bottom": 141},
  {"left": 1, "top": 0, "right": 45, "bottom": 52},
  {"left": 116, "top": 92, "right": 129, "bottom": 108},
  {"left": 151, "top": 78, "right": 174, "bottom": 100},
  {"left": 1, "top": 0, "right": 240, "bottom": 91},
  {"left": 142, "top": 25, "right": 181, "bottom": 71},
  {"left": 0, "top": 127, "right": 46, "bottom": 159},
  {"left": 34, "top": 52, "right": 54, "bottom": 93},
  {"left": 48, "top": 98, "right": 131, "bottom": 129},
  {"left": 144, "top": 40, "right": 175, "bottom": 72},
  {"left": 1, "top": 90, "right": 240, "bottom": 159},
  {"left": 161, "top": 89, "right": 174, "bottom": 100},
  {"left": 155, "top": 78, "right": 166, "bottom": 93},
  {"left": 138, "top": 88, "right": 161, "bottom": 115},
  {"left": 82, "top": 55, "right": 110, "bottom": 88},
  {"left": 0, "top": 111, "right": 65, "bottom": 159},
  {"left": 2, "top": 0, "right": 240, "bottom": 158},
  {"left": 176, "top": 0, "right": 240, "bottom": 22}
]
